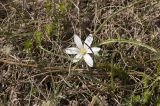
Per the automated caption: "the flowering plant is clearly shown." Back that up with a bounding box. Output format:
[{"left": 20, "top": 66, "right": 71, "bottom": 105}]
[{"left": 65, "top": 34, "right": 100, "bottom": 67}]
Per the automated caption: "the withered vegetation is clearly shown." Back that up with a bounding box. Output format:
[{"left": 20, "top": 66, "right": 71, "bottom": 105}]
[{"left": 0, "top": 0, "right": 160, "bottom": 105}]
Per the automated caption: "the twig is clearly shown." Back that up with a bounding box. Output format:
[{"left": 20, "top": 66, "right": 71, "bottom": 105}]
[
  {"left": 0, "top": 58, "right": 38, "bottom": 68},
  {"left": 0, "top": 58, "right": 144, "bottom": 77}
]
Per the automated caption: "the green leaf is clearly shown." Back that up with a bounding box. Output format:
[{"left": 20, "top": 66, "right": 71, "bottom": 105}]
[
  {"left": 156, "top": 96, "right": 160, "bottom": 106},
  {"left": 59, "top": 3, "right": 66, "bottom": 12},
  {"left": 45, "top": 24, "right": 53, "bottom": 36},
  {"left": 31, "top": 86, "right": 38, "bottom": 95},
  {"left": 142, "top": 74, "right": 149, "bottom": 88},
  {"left": 143, "top": 90, "right": 152, "bottom": 104},
  {"left": 100, "top": 39, "right": 157, "bottom": 53},
  {"left": 45, "top": 0, "right": 52, "bottom": 13},
  {"left": 34, "top": 30, "right": 42, "bottom": 45},
  {"left": 131, "top": 95, "right": 141, "bottom": 106},
  {"left": 24, "top": 40, "right": 32, "bottom": 50}
]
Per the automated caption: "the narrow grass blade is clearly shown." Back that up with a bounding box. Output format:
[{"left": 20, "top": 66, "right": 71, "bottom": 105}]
[{"left": 100, "top": 39, "right": 157, "bottom": 53}]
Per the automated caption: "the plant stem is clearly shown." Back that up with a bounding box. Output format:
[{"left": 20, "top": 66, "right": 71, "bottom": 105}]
[{"left": 39, "top": 46, "right": 72, "bottom": 60}]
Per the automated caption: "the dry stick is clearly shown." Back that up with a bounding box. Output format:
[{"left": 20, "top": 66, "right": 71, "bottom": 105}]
[
  {"left": 0, "top": 58, "right": 38, "bottom": 68},
  {"left": 93, "top": 0, "right": 143, "bottom": 35},
  {"left": 0, "top": 58, "right": 144, "bottom": 76}
]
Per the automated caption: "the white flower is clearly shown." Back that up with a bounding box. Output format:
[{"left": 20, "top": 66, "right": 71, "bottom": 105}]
[{"left": 65, "top": 34, "right": 100, "bottom": 67}]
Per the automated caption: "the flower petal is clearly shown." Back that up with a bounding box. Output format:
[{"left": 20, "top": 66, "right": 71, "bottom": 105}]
[
  {"left": 65, "top": 47, "right": 79, "bottom": 54},
  {"left": 84, "top": 34, "right": 93, "bottom": 49},
  {"left": 74, "top": 34, "right": 83, "bottom": 49},
  {"left": 83, "top": 54, "right": 93, "bottom": 67},
  {"left": 73, "top": 54, "right": 82, "bottom": 63},
  {"left": 87, "top": 47, "right": 101, "bottom": 54}
]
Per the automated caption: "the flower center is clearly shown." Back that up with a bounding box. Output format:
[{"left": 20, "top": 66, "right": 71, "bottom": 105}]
[{"left": 80, "top": 48, "right": 87, "bottom": 55}]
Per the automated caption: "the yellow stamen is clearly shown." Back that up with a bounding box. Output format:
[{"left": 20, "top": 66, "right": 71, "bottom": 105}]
[{"left": 80, "top": 48, "right": 87, "bottom": 55}]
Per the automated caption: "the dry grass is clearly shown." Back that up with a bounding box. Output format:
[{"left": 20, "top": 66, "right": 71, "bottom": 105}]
[{"left": 0, "top": 0, "right": 160, "bottom": 106}]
